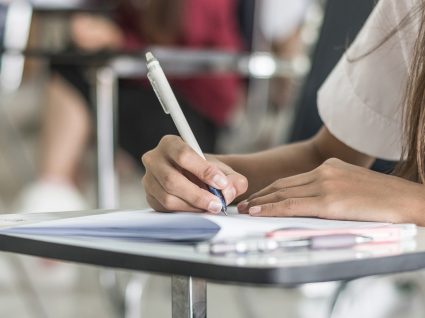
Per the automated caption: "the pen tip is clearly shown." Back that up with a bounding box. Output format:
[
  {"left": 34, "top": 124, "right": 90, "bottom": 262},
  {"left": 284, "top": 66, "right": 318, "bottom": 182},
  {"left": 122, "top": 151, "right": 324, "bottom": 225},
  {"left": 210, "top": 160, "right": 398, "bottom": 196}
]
[{"left": 146, "top": 52, "right": 155, "bottom": 63}]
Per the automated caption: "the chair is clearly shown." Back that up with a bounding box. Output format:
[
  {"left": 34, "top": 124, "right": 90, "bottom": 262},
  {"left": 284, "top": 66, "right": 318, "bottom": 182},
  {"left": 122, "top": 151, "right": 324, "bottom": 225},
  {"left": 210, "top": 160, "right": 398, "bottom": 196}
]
[{"left": 0, "top": 1, "right": 35, "bottom": 188}]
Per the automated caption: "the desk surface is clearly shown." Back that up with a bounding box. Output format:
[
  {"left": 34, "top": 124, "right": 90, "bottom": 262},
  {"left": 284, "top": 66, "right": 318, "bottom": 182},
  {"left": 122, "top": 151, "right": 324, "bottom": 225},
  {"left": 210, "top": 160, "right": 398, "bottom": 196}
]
[
  {"left": 0, "top": 47, "right": 296, "bottom": 78},
  {"left": 0, "top": 210, "right": 423, "bottom": 287},
  {"left": 30, "top": 0, "right": 117, "bottom": 13}
]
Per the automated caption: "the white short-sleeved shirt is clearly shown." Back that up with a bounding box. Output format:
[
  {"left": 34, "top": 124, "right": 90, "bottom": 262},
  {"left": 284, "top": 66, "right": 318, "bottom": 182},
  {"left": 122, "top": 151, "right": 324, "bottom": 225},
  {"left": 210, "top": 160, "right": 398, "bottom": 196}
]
[{"left": 318, "top": 0, "right": 419, "bottom": 161}]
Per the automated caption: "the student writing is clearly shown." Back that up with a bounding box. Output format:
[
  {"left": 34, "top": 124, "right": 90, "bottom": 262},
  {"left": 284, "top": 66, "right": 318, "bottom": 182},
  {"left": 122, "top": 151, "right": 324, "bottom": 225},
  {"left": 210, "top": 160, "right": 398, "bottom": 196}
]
[{"left": 142, "top": 0, "right": 425, "bottom": 225}]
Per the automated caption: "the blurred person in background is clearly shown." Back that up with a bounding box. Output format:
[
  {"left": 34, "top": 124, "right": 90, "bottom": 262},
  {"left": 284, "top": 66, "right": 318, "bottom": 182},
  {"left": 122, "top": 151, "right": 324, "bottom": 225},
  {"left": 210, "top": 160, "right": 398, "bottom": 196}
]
[
  {"left": 260, "top": 0, "right": 311, "bottom": 108},
  {"left": 223, "top": 0, "right": 311, "bottom": 153},
  {"left": 16, "top": 0, "right": 243, "bottom": 212}
]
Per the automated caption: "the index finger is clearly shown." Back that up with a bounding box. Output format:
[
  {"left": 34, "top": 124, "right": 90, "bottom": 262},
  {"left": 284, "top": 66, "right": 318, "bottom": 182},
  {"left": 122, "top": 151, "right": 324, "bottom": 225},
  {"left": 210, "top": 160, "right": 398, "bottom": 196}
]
[
  {"left": 248, "top": 170, "right": 316, "bottom": 201},
  {"left": 249, "top": 197, "right": 321, "bottom": 218},
  {"left": 166, "top": 138, "right": 229, "bottom": 190}
]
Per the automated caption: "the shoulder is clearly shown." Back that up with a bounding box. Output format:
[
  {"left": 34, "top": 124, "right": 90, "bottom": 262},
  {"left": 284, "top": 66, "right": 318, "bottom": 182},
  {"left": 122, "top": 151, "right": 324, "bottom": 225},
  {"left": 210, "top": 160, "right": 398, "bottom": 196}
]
[{"left": 375, "top": 0, "right": 421, "bottom": 23}]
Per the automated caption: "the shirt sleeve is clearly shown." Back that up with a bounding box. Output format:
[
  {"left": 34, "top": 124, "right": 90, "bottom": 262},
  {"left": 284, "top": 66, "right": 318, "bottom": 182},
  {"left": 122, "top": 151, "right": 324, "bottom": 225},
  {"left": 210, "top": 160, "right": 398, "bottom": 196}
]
[{"left": 317, "top": 0, "right": 418, "bottom": 161}]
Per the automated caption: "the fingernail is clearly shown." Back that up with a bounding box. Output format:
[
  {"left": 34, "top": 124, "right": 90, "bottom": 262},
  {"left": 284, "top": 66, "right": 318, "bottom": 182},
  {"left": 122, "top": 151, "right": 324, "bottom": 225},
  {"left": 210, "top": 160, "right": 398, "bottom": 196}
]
[
  {"left": 223, "top": 187, "right": 236, "bottom": 204},
  {"left": 237, "top": 200, "right": 248, "bottom": 211},
  {"left": 212, "top": 175, "right": 228, "bottom": 188},
  {"left": 208, "top": 200, "right": 223, "bottom": 214},
  {"left": 249, "top": 206, "right": 262, "bottom": 215}
]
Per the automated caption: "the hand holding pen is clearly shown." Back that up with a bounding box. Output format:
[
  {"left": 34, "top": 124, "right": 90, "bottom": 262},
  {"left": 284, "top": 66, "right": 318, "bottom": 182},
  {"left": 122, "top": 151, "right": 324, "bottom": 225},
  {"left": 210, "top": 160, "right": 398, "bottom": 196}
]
[{"left": 142, "top": 53, "right": 248, "bottom": 214}]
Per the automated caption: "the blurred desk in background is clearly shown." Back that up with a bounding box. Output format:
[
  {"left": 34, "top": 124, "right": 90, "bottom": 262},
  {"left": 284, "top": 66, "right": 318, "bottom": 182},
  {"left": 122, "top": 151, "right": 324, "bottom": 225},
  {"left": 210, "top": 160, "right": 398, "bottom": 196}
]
[
  {"left": 0, "top": 46, "right": 303, "bottom": 210},
  {"left": 29, "top": 0, "right": 117, "bottom": 13}
]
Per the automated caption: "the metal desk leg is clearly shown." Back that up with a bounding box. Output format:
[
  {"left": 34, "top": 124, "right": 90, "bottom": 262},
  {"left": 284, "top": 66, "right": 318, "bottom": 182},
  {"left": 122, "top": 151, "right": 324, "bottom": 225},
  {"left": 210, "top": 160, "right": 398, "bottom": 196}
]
[
  {"left": 95, "top": 67, "right": 118, "bottom": 209},
  {"left": 95, "top": 68, "right": 125, "bottom": 316},
  {"left": 96, "top": 68, "right": 151, "bottom": 318},
  {"left": 172, "top": 276, "right": 207, "bottom": 318}
]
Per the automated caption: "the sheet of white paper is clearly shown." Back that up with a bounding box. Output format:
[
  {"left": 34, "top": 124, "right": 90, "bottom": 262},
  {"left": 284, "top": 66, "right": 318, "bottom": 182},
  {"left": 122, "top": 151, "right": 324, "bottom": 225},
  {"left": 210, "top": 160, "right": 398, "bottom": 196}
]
[{"left": 204, "top": 207, "right": 391, "bottom": 241}]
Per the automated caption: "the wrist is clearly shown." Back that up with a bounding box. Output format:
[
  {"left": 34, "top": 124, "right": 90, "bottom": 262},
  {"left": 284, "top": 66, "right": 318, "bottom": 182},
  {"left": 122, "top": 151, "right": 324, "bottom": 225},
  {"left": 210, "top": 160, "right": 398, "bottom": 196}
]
[
  {"left": 392, "top": 179, "right": 425, "bottom": 226},
  {"left": 409, "top": 184, "right": 425, "bottom": 226},
  {"left": 214, "top": 153, "right": 245, "bottom": 168}
]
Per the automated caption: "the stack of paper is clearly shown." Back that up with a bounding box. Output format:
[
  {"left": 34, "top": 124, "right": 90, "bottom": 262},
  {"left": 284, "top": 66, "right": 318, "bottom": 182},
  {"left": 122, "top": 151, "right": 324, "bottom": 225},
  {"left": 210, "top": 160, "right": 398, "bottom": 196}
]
[
  {"left": 0, "top": 208, "right": 407, "bottom": 244},
  {"left": 1, "top": 211, "right": 220, "bottom": 242}
]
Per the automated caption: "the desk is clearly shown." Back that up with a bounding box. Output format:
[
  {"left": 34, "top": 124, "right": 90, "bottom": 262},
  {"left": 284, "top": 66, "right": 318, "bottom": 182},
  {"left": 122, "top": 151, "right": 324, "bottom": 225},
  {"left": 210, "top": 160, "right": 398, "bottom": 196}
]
[
  {"left": 0, "top": 45, "right": 301, "bottom": 316},
  {"left": 93, "top": 48, "right": 302, "bottom": 209},
  {"left": 0, "top": 210, "right": 423, "bottom": 318},
  {"left": 30, "top": 0, "right": 117, "bottom": 14},
  {"left": 0, "top": 46, "right": 300, "bottom": 210}
]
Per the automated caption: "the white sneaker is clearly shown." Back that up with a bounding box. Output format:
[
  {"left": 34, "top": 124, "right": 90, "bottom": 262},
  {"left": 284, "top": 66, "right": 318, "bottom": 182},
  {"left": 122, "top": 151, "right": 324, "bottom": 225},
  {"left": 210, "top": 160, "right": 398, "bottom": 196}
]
[{"left": 14, "top": 180, "right": 88, "bottom": 213}]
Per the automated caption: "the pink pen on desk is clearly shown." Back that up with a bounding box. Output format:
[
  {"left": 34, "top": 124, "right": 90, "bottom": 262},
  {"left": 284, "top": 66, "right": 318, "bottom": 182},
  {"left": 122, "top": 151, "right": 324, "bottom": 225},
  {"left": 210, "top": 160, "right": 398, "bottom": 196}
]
[{"left": 267, "top": 224, "right": 417, "bottom": 244}]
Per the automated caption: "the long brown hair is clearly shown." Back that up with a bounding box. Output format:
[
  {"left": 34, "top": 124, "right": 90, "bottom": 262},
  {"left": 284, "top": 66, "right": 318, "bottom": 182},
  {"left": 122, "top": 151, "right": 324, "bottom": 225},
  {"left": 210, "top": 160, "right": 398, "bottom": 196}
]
[{"left": 396, "top": 2, "right": 425, "bottom": 182}]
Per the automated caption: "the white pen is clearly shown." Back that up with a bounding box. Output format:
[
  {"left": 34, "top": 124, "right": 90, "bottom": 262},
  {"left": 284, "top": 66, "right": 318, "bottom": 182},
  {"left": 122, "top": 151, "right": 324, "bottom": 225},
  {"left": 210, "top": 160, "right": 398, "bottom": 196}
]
[
  {"left": 197, "top": 234, "right": 373, "bottom": 255},
  {"left": 146, "top": 52, "right": 227, "bottom": 215}
]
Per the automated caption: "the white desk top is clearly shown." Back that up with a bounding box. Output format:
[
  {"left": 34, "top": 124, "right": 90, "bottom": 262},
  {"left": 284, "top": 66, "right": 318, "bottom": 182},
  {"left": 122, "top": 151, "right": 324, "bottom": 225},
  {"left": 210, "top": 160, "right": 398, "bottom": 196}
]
[{"left": 0, "top": 210, "right": 422, "bottom": 286}]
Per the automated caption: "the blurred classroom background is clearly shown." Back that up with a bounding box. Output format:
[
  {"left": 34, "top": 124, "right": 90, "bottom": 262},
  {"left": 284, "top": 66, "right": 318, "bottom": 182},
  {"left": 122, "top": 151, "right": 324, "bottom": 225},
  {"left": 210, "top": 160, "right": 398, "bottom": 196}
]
[{"left": 0, "top": 0, "right": 423, "bottom": 317}]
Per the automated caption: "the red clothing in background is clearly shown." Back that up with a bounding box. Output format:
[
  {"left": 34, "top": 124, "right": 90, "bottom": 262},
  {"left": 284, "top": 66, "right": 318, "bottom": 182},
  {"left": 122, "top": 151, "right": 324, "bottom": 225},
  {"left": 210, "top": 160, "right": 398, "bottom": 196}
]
[{"left": 118, "top": 0, "right": 243, "bottom": 125}]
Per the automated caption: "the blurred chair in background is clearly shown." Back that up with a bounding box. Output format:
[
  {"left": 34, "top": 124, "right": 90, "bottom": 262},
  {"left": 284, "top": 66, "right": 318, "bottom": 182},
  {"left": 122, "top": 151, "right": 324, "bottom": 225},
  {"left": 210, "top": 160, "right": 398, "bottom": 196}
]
[
  {"left": 0, "top": 0, "right": 32, "bottom": 91},
  {"left": 16, "top": 0, "right": 244, "bottom": 213},
  {"left": 260, "top": 0, "right": 311, "bottom": 109},
  {"left": 0, "top": 0, "right": 38, "bottom": 209},
  {"left": 255, "top": 0, "right": 312, "bottom": 149},
  {"left": 219, "top": 0, "right": 313, "bottom": 153}
]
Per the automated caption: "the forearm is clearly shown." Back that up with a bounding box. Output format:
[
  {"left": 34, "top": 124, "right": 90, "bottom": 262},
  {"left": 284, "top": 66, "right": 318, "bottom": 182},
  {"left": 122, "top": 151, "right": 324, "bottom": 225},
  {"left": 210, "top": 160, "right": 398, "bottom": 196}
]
[
  {"left": 216, "top": 140, "right": 322, "bottom": 199},
  {"left": 215, "top": 127, "right": 375, "bottom": 200}
]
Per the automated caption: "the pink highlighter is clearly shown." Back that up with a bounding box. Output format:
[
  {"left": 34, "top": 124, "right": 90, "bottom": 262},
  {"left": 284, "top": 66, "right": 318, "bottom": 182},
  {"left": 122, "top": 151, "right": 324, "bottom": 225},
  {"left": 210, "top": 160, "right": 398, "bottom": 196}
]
[{"left": 267, "top": 224, "right": 417, "bottom": 244}]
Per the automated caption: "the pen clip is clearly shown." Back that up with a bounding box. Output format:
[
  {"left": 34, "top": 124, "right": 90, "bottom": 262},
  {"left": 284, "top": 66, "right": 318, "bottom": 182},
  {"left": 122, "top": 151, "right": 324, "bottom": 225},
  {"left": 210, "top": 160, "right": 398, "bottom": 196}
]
[{"left": 147, "top": 73, "right": 170, "bottom": 114}]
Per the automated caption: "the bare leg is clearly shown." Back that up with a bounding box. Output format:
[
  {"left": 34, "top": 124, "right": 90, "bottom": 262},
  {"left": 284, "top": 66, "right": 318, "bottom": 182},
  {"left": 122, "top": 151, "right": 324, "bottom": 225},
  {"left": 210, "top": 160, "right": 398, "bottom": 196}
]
[{"left": 40, "top": 74, "right": 91, "bottom": 184}]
